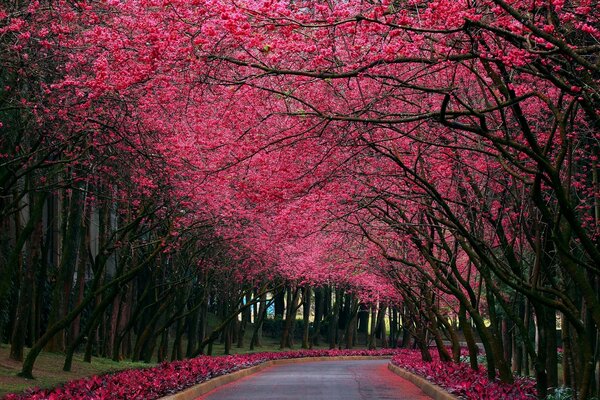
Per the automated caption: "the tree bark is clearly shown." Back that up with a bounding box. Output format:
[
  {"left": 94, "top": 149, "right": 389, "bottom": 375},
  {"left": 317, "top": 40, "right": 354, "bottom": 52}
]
[
  {"left": 46, "top": 187, "right": 83, "bottom": 352},
  {"left": 311, "top": 287, "right": 324, "bottom": 347},
  {"left": 10, "top": 191, "right": 45, "bottom": 361},
  {"left": 281, "top": 287, "right": 301, "bottom": 349},
  {"left": 302, "top": 286, "right": 311, "bottom": 349},
  {"left": 250, "top": 293, "right": 270, "bottom": 350},
  {"left": 328, "top": 288, "right": 341, "bottom": 349},
  {"left": 368, "top": 304, "right": 377, "bottom": 350}
]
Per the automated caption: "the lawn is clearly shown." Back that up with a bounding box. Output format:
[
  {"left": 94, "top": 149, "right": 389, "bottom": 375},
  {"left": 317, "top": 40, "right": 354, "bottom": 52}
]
[{"left": 0, "top": 344, "right": 149, "bottom": 398}]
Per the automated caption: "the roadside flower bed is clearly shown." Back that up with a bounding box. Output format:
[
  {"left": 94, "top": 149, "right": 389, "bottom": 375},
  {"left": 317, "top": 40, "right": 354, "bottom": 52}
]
[
  {"left": 5, "top": 348, "right": 539, "bottom": 400},
  {"left": 391, "top": 350, "right": 537, "bottom": 399},
  {"left": 3, "top": 349, "right": 397, "bottom": 400}
]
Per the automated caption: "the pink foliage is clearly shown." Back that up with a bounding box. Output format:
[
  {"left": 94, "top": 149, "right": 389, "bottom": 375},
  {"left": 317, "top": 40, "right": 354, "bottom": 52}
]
[{"left": 391, "top": 351, "right": 537, "bottom": 400}]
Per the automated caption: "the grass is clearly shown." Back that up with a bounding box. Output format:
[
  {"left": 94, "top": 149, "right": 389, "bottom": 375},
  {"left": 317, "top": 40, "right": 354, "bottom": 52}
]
[{"left": 0, "top": 344, "right": 150, "bottom": 398}]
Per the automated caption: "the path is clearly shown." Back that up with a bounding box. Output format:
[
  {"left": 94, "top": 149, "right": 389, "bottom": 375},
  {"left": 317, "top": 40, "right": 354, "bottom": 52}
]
[{"left": 197, "top": 359, "right": 432, "bottom": 400}]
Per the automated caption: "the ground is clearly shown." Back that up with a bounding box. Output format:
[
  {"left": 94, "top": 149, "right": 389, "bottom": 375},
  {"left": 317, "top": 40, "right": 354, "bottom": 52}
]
[{"left": 0, "top": 343, "right": 150, "bottom": 397}]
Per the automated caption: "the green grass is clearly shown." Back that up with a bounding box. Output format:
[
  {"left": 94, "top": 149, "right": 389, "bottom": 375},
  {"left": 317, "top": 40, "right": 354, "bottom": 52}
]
[{"left": 0, "top": 344, "right": 150, "bottom": 398}]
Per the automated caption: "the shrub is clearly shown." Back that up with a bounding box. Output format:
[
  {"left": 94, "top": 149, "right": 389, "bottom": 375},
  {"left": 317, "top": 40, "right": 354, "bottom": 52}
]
[{"left": 391, "top": 350, "right": 537, "bottom": 400}]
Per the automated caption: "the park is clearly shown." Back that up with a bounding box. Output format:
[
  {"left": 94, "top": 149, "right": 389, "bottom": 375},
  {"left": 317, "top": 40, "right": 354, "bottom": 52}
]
[{"left": 0, "top": 0, "right": 598, "bottom": 398}]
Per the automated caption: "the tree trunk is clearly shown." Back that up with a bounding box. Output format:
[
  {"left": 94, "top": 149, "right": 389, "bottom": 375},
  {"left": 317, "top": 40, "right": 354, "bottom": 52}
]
[
  {"left": 376, "top": 304, "right": 387, "bottom": 348},
  {"left": 250, "top": 293, "right": 270, "bottom": 350},
  {"left": 70, "top": 226, "right": 89, "bottom": 348},
  {"left": 274, "top": 289, "right": 285, "bottom": 319},
  {"left": 312, "top": 287, "right": 324, "bottom": 347},
  {"left": 20, "top": 226, "right": 157, "bottom": 378},
  {"left": 171, "top": 317, "right": 185, "bottom": 361},
  {"left": 328, "top": 288, "right": 340, "bottom": 349},
  {"left": 64, "top": 283, "right": 121, "bottom": 371},
  {"left": 344, "top": 298, "right": 359, "bottom": 349},
  {"left": 281, "top": 287, "right": 300, "bottom": 349},
  {"left": 368, "top": 305, "right": 377, "bottom": 350},
  {"left": 157, "top": 330, "right": 169, "bottom": 363},
  {"left": 389, "top": 308, "right": 398, "bottom": 348},
  {"left": 186, "top": 292, "right": 202, "bottom": 357},
  {"left": 10, "top": 192, "right": 45, "bottom": 361},
  {"left": 302, "top": 286, "right": 311, "bottom": 349},
  {"left": 459, "top": 304, "right": 479, "bottom": 370},
  {"left": 237, "top": 292, "right": 251, "bottom": 348},
  {"left": 46, "top": 187, "right": 83, "bottom": 352},
  {"left": 132, "top": 300, "right": 169, "bottom": 362}
]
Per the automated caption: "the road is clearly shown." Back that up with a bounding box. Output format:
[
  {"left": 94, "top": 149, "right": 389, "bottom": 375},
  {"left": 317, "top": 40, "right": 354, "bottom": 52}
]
[{"left": 197, "top": 359, "right": 432, "bottom": 400}]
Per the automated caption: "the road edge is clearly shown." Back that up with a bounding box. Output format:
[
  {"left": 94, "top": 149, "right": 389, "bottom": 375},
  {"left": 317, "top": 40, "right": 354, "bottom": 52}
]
[
  {"left": 387, "top": 363, "right": 460, "bottom": 400},
  {"left": 160, "top": 356, "right": 390, "bottom": 400}
]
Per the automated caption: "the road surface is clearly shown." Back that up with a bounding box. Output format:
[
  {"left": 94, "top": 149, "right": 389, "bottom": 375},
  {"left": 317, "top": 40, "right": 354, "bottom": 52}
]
[{"left": 197, "top": 359, "right": 432, "bottom": 400}]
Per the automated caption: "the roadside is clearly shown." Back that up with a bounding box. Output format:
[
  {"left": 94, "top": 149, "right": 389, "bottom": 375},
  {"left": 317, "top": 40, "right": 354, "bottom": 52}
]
[{"left": 0, "top": 344, "right": 150, "bottom": 398}]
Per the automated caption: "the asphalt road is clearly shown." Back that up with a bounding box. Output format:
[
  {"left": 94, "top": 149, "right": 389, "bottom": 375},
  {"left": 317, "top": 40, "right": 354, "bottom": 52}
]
[{"left": 197, "top": 359, "right": 432, "bottom": 400}]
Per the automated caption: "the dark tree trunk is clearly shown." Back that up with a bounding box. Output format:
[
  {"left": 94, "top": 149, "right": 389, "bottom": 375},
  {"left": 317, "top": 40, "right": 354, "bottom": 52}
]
[
  {"left": 323, "top": 286, "right": 331, "bottom": 322},
  {"left": 106, "top": 292, "right": 121, "bottom": 361},
  {"left": 250, "top": 293, "right": 269, "bottom": 350},
  {"left": 171, "top": 317, "right": 185, "bottom": 361},
  {"left": 186, "top": 293, "right": 202, "bottom": 357},
  {"left": 198, "top": 298, "right": 209, "bottom": 346},
  {"left": 389, "top": 308, "right": 398, "bottom": 348},
  {"left": 10, "top": 192, "right": 45, "bottom": 361},
  {"left": 302, "top": 286, "right": 311, "bottom": 349},
  {"left": 19, "top": 208, "right": 155, "bottom": 379},
  {"left": 328, "top": 288, "right": 341, "bottom": 349},
  {"left": 224, "top": 321, "right": 232, "bottom": 355},
  {"left": 47, "top": 188, "right": 84, "bottom": 353},
  {"left": 368, "top": 305, "right": 377, "bottom": 350},
  {"left": 274, "top": 289, "right": 285, "bottom": 319},
  {"left": 338, "top": 293, "right": 349, "bottom": 331},
  {"left": 70, "top": 226, "right": 89, "bottom": 349},
  {"left": 425, "top": 290, "right": 450, "bottom": 361},
  {"left": 358, "top": 303, "right": 369, "bottom": 334},
  {"left": 376, "top": 304, "right": 387, "bottom": 348},
  {"left": 237, "top": 292, "right": 251, "bottom": 348},
  {"left": 344, "top": 298, "right": 359, "bottom": 349},
  {"left": 281, "top": 287, "right": 300, "bottom": 349},
  {"left": 157, "top": 330, "right": 168, "bottom": 363},
  {"left": 312, "top": 287, "right": 324, "bottom": 347},
  {"left": 545, "top": 308, "right": 558, "bottom": 390},
  {"left": 132, "top": 300, "right": 169, "bottom": 362},
  {"left": 64, "top": 283, "right": 121, "bottom": 371}
]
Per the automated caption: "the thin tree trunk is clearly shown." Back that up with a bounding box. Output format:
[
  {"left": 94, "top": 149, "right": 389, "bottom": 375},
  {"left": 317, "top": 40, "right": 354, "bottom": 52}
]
[
  {"left": 376, "top": 304, "right": 388, "bottom": 348},
  {"left": 328, "top": 288, "right": 340, "bottom": 349},
  {"left": 344, "top": 298, "right": 359, "bottom": 349},
  {"left": 368, "top": 305, "right": 377, "bottom": 350},
  {"left": 186, "top": 292, "right": 202, "bottom": 357},
  {"left": 250, "top": 293, "right": 270, "bottom": 350},
  {"left": 281, "top": 287, "right": 301, "bottom": 349},
  {"left": 46, "top": 188, "right": 83, "bottom": 352},
  {"left": 312, "top": 287, "right": 324, "bottom": 347},
  {"left": 171, "top": 317, "right": 185, "bottom": 361},
  {"left": 302, "top": 286, "right": 311, "bottom": 349},
  {"left": 10, "top": 192, "right": 45, "bottom": 361}
]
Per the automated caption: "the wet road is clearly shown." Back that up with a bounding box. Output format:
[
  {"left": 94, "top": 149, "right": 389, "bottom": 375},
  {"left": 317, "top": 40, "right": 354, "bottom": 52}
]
[{"left": 197, "top": 359, "right": 432, "bottom": 400}]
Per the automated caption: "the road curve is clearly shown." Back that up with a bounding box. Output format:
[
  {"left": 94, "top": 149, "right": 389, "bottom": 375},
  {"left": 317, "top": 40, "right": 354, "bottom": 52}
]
[{"left": 197, "top": 359, "right": 432, "bottom": 400}]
